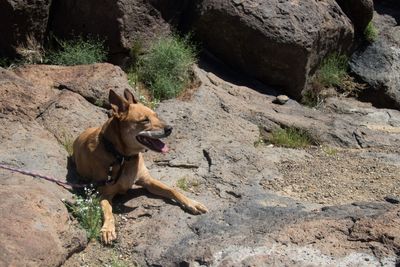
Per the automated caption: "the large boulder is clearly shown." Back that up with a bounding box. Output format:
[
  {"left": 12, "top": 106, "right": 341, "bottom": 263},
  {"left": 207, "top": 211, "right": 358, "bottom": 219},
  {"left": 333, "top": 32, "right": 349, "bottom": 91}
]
[
  {"left": 350, "top": 6, "right": 400, "bottom": 109},
  {"left": 49, "top": 0, "right": 171, "bottom": 64},
  {"left": 0, "top": 0, "right": 51, "bottom": 58},
  {"left": 0, "top": 67, "right": 87, "bottom": 266},
  {"left": 188, "top": 0, "right": 354, "bottom": 99},
  {"left": 14, "top": 63, "right": 136, "bottom": 108},
  {"left": 336, "top": 0, "right": 374, "bottom": 33},
  {"left": 0, "top": 64, "right": 135, "bottom": 266}
]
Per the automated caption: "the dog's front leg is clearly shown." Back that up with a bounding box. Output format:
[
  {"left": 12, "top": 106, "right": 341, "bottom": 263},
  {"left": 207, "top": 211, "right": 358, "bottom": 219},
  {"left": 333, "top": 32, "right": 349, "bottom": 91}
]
[
  {"left": 100, "top": 194, "right": 117, "bottom": 244},
  {"left": 137, "top": 174, "right": 208, "bottom": 214}
]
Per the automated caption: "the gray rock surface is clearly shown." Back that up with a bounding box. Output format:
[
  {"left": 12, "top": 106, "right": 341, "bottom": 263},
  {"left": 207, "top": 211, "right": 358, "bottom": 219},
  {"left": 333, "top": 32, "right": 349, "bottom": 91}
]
[
  {"left": 350, "top": 4, "right": 400, "bottom": 109},
  {"left": 64, "top": 65, "right": 400, "bottom": 266},
  {"left": 2, "top": 63, "right": 400, "bottom": 266},
  {"left": 189, "top": 0, "right": 354, "bottom": 98},
  {"left": 0, "top": 64, "right": 132, "bottom": 266},
  {"left": 14, "top": 63, "right": 134, "bottom": 108}
]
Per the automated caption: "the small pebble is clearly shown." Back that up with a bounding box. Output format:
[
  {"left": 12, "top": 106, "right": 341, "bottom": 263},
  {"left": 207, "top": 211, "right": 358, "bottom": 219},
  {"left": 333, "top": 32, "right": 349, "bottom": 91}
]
[{"left": 273, "top": 95, "right": 289, "bottom": 105}]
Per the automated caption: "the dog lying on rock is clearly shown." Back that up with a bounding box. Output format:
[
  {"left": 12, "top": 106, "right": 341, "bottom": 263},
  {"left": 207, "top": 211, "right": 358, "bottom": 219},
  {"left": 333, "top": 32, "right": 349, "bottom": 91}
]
[{"left": 73, "top": 89, "right": 208, "bottom": 244}]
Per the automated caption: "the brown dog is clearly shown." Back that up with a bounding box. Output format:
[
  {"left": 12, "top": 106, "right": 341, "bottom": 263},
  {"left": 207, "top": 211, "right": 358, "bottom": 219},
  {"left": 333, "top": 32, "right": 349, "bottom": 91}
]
[{"left": 72, "top": 89, "right": 208, "bottom": 244}]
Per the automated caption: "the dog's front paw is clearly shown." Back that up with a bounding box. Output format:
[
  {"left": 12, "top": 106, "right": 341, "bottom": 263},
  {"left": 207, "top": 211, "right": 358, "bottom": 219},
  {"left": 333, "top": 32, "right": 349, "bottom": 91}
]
[
  {"left": 101, "top": 223, "right": 117, "bottom": 244},
  {"left": 185, "top": 199, "right": 208, "bottom": 214}
]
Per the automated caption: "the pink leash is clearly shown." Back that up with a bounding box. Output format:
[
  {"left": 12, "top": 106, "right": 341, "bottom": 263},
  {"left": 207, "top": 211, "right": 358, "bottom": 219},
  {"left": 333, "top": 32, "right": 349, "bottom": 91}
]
[{"left": 0, "top": 163, "right": 89, "bottom": 189}]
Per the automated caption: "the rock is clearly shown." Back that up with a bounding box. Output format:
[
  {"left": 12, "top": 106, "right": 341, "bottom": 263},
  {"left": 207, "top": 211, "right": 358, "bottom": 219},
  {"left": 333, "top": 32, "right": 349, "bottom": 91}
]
[
  {"left": 14, "top": 63, "right": 136, "bottom": 108},
  {"left": 0, "top": 118, "right": 87, "bottom": 267},
  {"left": 36, "top": 90, "right": 108, "bottom": 141},
  {"left": 189, "top": 0, "right": 354, "bottom": 98},
  {"left": 3, "top": 62, "right": 400, "bottom": 266},
  {"left": 49, "top": 0, "right": 171, "bottom": 64},
  {"left": 0, "top": 0, "right": 50, "bottom": 58},
  {"left": 336, "top": 0, "right": 374, "bottom": 33},
  {"left": 0, "top": 67, "right": 57, "bottom": 119},
  {"left": 350, "top": 7, "right": 400, "bottom": 109},
  {"left": 0, "top": 65, "right": 118, "bottom": 266},
  {"left": 65, "top": 65, "right": 399, "bottom": 266},
  {"left": 273, "top": 95, "right": 289, "bottom": 105}
]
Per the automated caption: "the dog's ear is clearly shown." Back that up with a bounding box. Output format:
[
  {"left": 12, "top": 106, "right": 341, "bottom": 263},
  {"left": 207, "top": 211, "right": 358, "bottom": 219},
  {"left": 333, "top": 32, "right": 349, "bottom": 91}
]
[
  {"left": 124, "top": 89, "right": 137, "bottom": 104},
  {"left": 109, "top": 89, "right": 129, "bottom": 115}
]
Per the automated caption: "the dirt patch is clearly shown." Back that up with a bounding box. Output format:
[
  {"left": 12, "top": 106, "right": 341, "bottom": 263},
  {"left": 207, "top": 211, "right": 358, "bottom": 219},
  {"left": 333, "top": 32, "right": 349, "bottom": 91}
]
[{"left": 262, "top": 146, "right": 400, "bottom": 205}]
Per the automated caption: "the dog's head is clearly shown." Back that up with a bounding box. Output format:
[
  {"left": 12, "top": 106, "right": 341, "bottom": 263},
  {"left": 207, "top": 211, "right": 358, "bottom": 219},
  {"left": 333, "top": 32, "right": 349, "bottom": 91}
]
[{"left": 108, "top": 89, "right": 172, "bottom": 154}]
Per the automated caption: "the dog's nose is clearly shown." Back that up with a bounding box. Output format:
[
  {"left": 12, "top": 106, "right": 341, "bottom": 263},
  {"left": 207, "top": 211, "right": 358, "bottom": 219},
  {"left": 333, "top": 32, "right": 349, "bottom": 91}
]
[{"left": 164, "top": 125, "right": 173, "bottom": 136}]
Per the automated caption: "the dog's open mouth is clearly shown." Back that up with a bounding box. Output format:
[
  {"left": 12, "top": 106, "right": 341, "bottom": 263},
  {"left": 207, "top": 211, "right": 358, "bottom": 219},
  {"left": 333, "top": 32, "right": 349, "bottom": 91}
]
[{"left": 136, "top": 130, "right": 170, "bottom": 153}]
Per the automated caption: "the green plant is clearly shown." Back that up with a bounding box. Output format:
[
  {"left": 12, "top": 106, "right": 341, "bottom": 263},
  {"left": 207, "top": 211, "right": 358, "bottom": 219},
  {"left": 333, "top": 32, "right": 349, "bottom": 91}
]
[
  {"left": 130, "top": 40, "right": 144, "bottom": 67},
  {"left": 322, "top": 146, "right": 338, "bottom": 156},
  {"left": 108, "top": 254, "right": 130, "bottom": 267},
  {"left": 138, "top": 35, "right": 196, "bottom": 100},
  {"left": 176, "top": 177, "right": 199, "bottom": 192},
  {"left": 315, "top": 54, "right": 348, "bottom": 88},
  {"left": 176, "top": 177, "right": 189, "bottom": 191},
  {"left": 94, "top": 99, "right": 104, "bottom": 107},
  {"left": 269, "top": 127, "right": 313, "bottom": 148},
  {"left": 64, "top": 187, "right": 102, "bottom": 240},
  {"left": 45, "top": 36, "right": 107, "bottom": 66},
  {"left": 0, "top": 57, "right": 11, "bottom": 68},
  {"left": 364, "top": 21, "right": 378, "bottom": 43}
]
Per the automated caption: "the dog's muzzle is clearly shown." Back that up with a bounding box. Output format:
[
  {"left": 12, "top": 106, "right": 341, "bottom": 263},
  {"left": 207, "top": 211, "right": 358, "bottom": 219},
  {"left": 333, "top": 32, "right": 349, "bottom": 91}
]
[
  {"left": 138, "top": 126, "right": 173, "bottom": 139},
  {"left": 136, "top": 126, "right": 172, "bottom": 153}
]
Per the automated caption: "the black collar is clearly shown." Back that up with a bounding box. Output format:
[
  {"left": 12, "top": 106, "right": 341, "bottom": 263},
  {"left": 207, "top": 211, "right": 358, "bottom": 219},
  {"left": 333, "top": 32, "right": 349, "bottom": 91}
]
[
  {"left": 102, "top": 136, "right": 135, "bottom": 162},
  {"left": 100, "top": 136, "right": 137, "bottom": 186}
]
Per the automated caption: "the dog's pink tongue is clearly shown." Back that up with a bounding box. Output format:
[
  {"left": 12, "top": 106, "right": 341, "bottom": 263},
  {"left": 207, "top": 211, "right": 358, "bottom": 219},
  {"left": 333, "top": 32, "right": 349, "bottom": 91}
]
[
  {"left": 149, "top": 138, "right": 169, "bottom": 153},
  {"left": 161, "top": 144, "right": 169, "bottom": 153}
]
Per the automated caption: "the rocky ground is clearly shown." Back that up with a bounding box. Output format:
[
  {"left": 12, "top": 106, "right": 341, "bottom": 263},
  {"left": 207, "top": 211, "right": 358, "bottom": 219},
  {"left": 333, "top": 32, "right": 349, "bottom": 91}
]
[
  {"left": 45, "top": 61, "right": 400, "bottom": 266},
  {"left": 0, "top": 55, "right": 399, "bottom": 266},
  {"left": 1, "top": 0, "right": 399, "bottom": 266}
]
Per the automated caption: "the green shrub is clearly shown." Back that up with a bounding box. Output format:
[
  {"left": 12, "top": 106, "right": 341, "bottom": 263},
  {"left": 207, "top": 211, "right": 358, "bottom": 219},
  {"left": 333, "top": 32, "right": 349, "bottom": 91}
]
[
  {"left": 64, "top": 188, "right": 102, "bottom": 240},
  {"left": 138, "top": 35, "right": 196, "bottom": 100},
  {"left": 0, "top": 57, "right": 11, "bottom": 68},
  {"left": 315, "top": 54, "right": 348, "bottom": 88},
  {"left": 45, "top": 37, "right": 107, "bottom": 66},
  {"left": 270, "top": 127, "right": 313, "bottom": 148},
  {"left": 364, "top": 21, "right": 378, "bottom": 43}
]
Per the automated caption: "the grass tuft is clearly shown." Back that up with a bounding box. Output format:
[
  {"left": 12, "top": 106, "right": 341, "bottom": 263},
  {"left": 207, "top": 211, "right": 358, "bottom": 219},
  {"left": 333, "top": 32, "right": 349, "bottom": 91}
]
[
  {"left": 364, "top": 21, "right": 378, "bottom": 43},
  {"left": 302, "top": 53, "right": 364, "bottom": 107},
  {"left": 176, "top": 177, "right": 199, "bottom": 192},
  {"left": 138, "top": 35, "right": 196, "bottom": 100},
  {"left": 269, "top": 127, "right": 313, "bottom": 148},
  {"left": 315, "top": 54, "right": 348, "bottom": 88},
  {"left": 64, "top": 187, "right": 102, "bottom": 240},
  {"left": 45, "top": 36, "right": 107, "bottom": 66},
  {"left": 322, "top": 146, "right": 338, "bottom": 156},
  {"left": 109, "top": 254, "right": 131, "bottom": 267}
]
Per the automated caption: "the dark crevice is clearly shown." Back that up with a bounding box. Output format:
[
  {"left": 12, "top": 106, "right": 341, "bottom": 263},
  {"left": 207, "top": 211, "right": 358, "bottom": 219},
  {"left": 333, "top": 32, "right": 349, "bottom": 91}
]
[{"left": 202, "top": 149, "right": 212, "bottom": 172}]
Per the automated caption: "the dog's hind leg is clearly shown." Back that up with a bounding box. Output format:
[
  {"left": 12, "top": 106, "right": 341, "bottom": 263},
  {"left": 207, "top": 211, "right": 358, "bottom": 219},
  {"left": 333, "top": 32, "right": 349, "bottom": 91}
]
[
  {"left": 99, "top": 194, "right": 117, "bottom": 244},
  {"left": 137, "top": 174, "right": 208, "bottom": 215}
]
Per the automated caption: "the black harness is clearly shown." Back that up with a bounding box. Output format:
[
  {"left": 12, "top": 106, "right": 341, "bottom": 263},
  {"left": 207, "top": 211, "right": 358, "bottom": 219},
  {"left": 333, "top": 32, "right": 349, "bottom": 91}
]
[{"left": 100, "top": 137, "right": 137, "bottom": 186}]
